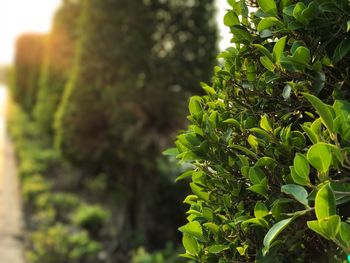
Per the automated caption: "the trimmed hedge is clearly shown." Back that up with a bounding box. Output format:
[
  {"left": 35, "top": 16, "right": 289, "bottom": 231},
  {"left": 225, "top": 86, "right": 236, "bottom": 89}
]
[
  {"left": 34, "top": 0, "right": 81, "bottom": 135},
  {"left": 12, "top": 34, "right": 46, "bottom": 113}
]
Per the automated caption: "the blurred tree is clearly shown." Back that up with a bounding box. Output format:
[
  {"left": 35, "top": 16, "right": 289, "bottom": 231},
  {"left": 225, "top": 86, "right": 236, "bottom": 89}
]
[
  {"left": 12, "top": 34, "right": 46, "bottom": 113},
  {"left": 55, "top": 0, "right": 217, "bottom": 258},
  {"left": 34, "top": 0, "right": 81, "bottom": 136}
]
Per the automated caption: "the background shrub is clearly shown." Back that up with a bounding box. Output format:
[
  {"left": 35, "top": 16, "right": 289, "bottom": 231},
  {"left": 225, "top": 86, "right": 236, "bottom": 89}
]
[
  {"left": 11, "top": 34, "right": 46, "bottom": 114},
  {"left": 33, "top": 0, "right": 81, "bottom": 136}
]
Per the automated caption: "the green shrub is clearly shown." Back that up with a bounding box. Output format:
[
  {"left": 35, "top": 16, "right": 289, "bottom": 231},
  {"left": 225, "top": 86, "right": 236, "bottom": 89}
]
[
  {"left": 9, "top": 100, "right": 105, "bottom": 263},
  {"left": 172, "top": 0, "right": 350, "bottom": 262},
  {"left": 22, "top": 175, "right": 52, "bottom": 205},
  {"left": 71, "top": 204, "right": 109, "bottom": 236},
  {"left": 54, "top": 0, "right": 217, "bottom": 254},
  {"left": 27, "top": 223, "right": 101, "bottom": 263},
  {"left": 34, "top": 0, "right": 80, "bottom": 135},
  {"left": 55, "top": 0, "right": 217, "bottom": 166},
  {"left": 12, "top": 34, "right": 46, "bottom": 113},
  {"left": 131, "top": 244, "right": 185, "bottom": 263}
]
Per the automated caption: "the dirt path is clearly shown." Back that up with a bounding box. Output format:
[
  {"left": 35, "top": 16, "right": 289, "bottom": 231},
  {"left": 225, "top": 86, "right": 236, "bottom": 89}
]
[{"left": 0, "top": 85, "right": 25, "bottom": 263}]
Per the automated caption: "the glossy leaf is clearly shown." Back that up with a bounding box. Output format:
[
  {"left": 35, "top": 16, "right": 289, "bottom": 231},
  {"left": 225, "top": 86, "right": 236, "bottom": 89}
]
[
  {"left": 281, "top": 184, "right": 309, "bottom": 207},
  {"left": 207, "top": 245, "right": 230, "bottom": 254},
  {"left": 290, "top": 166, "right": 310, "bottom": 186},
  {"left": 273, "top": 36, "right": 287, "bottom": 63},
  {"left": 307, "top": 220, "right": 329, "bottom": 240},
  {"left": 315, "top": 183, "right": 336, "bottom": 220},
  {"left": 333, "top": 38, "right": 350, "bottom": 64},
  {"left": 339, "top": 222, "right": 350, "bottom": 246},
  {"left": 258, "top": 0, "right": 278, "bottom": 16},
  {"left": 307, "top": 143, "right": 332, "bottom": 173},
  {"left": 254, "top": 201, "right": 269, "bottom": 218},
  {"left": 189, "top": 96, "right": 202, "bottom": 116},
  {"left": 224, "top": 11, "right": 240, "bottom": 27},
  {"left": 263, "top": 217, "right": 294, "bottom": 255},
  {"left": 301, "top": 125, "right": 319, "bottom": 144},
  {"left": 260, "top": 56, "right": 275, "bottom": 71},
  {"left": 303, "top": 93, "right": 334, "bottom": 132},
  {"left": 292, "top": 46, "right": 310, "bottom": 65},
  {"left": 319, "top": 215, "right": 340, "bottom": 239},
  {"left": 183, "top": 233, "right": 198, "bottom": 255},
  {"left": 179, "top": 221, "right": 203, "bottom": 238},
  {"left": 293, "top": 153, "right": 310, "bottom": 180}
]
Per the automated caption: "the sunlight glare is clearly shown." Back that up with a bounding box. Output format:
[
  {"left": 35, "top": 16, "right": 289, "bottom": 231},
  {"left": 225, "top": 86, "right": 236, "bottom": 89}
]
[{"left": 0, "top": 0, "right": 61, "bottom": 64}]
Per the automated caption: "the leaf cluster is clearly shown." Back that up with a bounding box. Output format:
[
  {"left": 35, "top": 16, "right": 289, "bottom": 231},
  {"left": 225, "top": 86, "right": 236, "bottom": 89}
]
[{"left": 172, "top": 0, "right": 350, "bottom": 261}]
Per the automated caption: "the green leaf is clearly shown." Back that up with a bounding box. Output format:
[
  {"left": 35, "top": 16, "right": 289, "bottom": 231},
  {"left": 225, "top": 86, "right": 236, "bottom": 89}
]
[
  {"left": 254, "top": 201, "right": 269, "bottom": 218},
  {"left": 333, "top": 38, "right": 350, "bottom": 64},
  {"left": 224, "top": 118, "right": 240, "bottom": 129},
  {"left": 273, "top": 36, "right": 287, "bottom": 64},
  {"left": 307, "top": 220, "right": 330, "bottom": 240},
  {"left": 257, "top": 17, "right": 280, "bottom": 32},
  {"left": 242, "top": 217, "right": 269, "bottom": 228},
  {"left": 325, "top": 143, "right": 344, "bottom": 165},
  {"left": 303, "top": 93, "right": 334, "bottom": 132},
  {"left": 182, "top": 233, "right": 198, "bottom": 255},
  {"left": 224, "top": 11, "right": 240, "bottom": 27},
  {"left": 339, "top": 222, "right": 350, "bottom": 246},
  {"left": 319, "top": 215, "right": 340, "bottom": 239},
  {"left": 249, "top": 167, "right": 265, "bottom": 184},
  {"left": 290, "top": 166, "right": 310, "bottom": 186},
  {"left": 315, "top": 183, "right": 336, "bottom": 220},
  {"left": 189, "top": 96, "right": 202, "bottom": 116},
  {"left": 163, "top": 147, "right": 179, "bottom": 156},
  {"left": 248, "top": 135, "right": 259, "bottom": 150},
  {"left": 236, "top": 244, "right": 248, "bottom": 256},
  {"left": 231, "top": 25, "right": 252, "bottom": 43},
  {"left": 253, "top": 44, "right": 273, "bottom": 60},
  {"left": 190, "top": 183, "right": 209, "bottom": 201},
  {"left": 307, "top": 143, "right": 332, "bottom": 173},
  {"left": 246, "top": 61, "right": 256, "bottom": 82},
  {"left": 230, "top": 144, "right": 257, "bottom": 158},
  {"left": 247, "top": 177, "right": 267, "bottom": 197},
  {"left": 203, "top": 222, "right": 219, "bottom": 234},
  {"left": 301, "top": 125, "right": 319, "bottom": 144},
  {"left": 179, "top": 221, "right": 203, "bottom": 238},
  {"left": 258, "top": 0, "right": 278, "bottom": 16},
  {"left": 292, "top": 46, "right": 311, "bottom": 65},
  {"left": 260, "top": 56, "right": 275, "bottom": 71},
  {"left": 175, "top": 170, "right": 193, "bottom": 182},
  {"left": 255, "top": 157, "right": 276, "bottom": 167},
  {"left": 207, "top": 245, "right": 230, "bottom": 254},
  {"left": 281, "top": 184, "right": 309, "bottom": 207},
  {"left": 260, "top": 114, "right": 273, "bottom": 132},
  {"left": 293, "top": 153, "right": 310, "bottom": 180},
  {"left": 263, "top": 217, "right": 294, "bottom": 255}
]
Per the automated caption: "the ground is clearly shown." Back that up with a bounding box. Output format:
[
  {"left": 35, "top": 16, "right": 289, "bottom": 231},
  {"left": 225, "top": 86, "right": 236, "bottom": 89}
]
[{"left": 0, "top": 85, "right": 25, "bottom": 263}]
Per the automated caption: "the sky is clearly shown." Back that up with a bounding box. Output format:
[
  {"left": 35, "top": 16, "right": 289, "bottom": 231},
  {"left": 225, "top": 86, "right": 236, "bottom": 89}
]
[
  {"left": 0, "top": 0, "right": 61, "bottom": 64},
  {"left": 0, "top": 0, "right": 231, "bottom": 65}
]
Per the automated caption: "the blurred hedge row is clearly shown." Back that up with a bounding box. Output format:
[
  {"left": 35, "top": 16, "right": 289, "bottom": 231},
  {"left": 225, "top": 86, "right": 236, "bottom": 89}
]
[{"left": 9, "top": 0, "right": 217, "bottom": 262}]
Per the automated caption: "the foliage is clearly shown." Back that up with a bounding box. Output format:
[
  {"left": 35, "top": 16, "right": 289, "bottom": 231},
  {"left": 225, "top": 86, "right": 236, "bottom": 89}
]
[
  {"left": 71, "top": 204, "right": 109, "bottom": 236},
  {"left": 27, "top": 224, "right": 101, "bottom": 263},
  {"left": 8, "top": 101, "right": 105, "bottom": 263},
  {"left": 55, "top": 0, "right": 217, "bottom": 166},
  {"left": 33, "top": 0, "right": 81, "bottom": 135},
  {"left": 12, "top": 33, "right": 46, "bottom": 113},
  {"left": 53, "top": 0, "right": 217, "bottom": 256},
  {"left": 172, "top": 0, "right": 350, "bottom": 262},
  {"left": 131, "top": 244, "right": 185, "bottom": 263}
]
